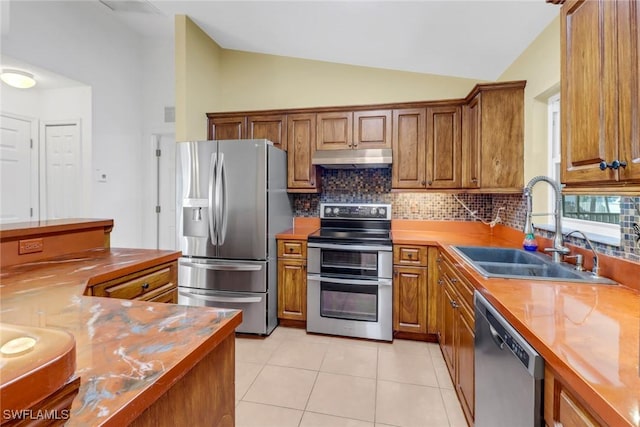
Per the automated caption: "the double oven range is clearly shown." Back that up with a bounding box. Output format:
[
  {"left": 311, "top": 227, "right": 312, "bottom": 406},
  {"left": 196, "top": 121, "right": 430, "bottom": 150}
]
[{"left": 306, "top": 203, "right": 393, "bottom": 342}]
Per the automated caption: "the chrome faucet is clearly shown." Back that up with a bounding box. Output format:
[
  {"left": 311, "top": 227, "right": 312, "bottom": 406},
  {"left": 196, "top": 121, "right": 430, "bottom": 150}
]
[
  {"left": 564, "top": 230, "right": 600, "bottom": 277},
  {"left": 523, "top": 176, "right": 569, "bottom": 263}
]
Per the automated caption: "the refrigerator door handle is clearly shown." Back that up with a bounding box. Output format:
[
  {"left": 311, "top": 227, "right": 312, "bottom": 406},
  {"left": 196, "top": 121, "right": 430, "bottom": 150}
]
[
  {"left": 208, "top": 152, "right": 218, "bottom": 245},
  {"left": 218, "top": 153, "right": 228, "bottom": 245},
  {"left": 179, "top": 291, "right": 262, "bottom": 304},
  {"left": 180, "top": 260, "right": 264, "bottom": 271}
]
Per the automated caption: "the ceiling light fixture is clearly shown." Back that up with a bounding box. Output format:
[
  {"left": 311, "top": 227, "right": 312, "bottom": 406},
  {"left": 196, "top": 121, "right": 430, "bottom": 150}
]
[{"left": 0, "top": 69, "right": 36, "bottom": 89}]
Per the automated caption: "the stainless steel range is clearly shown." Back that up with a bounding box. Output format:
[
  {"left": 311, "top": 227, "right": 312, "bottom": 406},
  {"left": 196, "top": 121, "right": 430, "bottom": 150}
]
[{"left": 306, "top": 203, "right": 392, "bottom": 341}]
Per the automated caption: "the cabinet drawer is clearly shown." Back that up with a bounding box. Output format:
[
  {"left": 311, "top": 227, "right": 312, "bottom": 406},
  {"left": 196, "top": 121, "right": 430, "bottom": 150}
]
[
  {"left": 141, "top": 285, "right": 178, "bottom": 304},
  {"left": 278, "top": 240, "right": 307, "bottom": 258},
  {"left": 393, "top": 245, "right": 428, "bottom": 266},
  {"left": 92, "top": 262, "right": 178, "bottom": 300},
  {"left": 439, "top": 254, "right": 474, "bottom": 312}
]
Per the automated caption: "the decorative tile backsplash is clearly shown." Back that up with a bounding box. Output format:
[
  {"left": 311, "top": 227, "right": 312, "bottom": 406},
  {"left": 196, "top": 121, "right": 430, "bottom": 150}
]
[{"left": 292, "top": 169, "right": 640, "bottom": 262}]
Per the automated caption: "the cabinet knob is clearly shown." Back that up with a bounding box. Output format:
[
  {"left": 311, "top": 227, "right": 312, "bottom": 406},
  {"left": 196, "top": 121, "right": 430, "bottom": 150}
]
[
  {"left": 450, "top": 300, "right": 459, "bottom": 309},
  {"left": 142, "top": 283, "right": 150, "bottom": 290},
  {"left": 288, "top": 247, "right": 294, "bottom": 252},
  {"left": 427, "top": 180, "right": 432, "bottom": 186},
  {"left": 421, "top": 180, "right": 426, "bottom": 186},
  {"left": 451, "top": 278, "right": 458, "bottom": 283},
  {"left": 408, "top": 253, "right": 413, "bottom": 259},
  {"left": 437, "top": 279, "right": 443, "bottom": 285},
  {"left": 599, "top": 160, "right": 627, "bottom": 170},
  {"left": 471, "top": 178, "right": 478, "bottom": 183}
]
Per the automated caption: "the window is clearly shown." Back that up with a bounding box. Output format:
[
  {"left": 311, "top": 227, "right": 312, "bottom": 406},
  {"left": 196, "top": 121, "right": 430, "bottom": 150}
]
[{"left": 547, "top": 95, "right": 621, "bottom": 239}]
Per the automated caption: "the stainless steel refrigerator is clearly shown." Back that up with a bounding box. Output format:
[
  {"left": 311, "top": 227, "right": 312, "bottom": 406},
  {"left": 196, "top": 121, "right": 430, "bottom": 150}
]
[{"left": 176, "top": 139, "right": 293, "bottom": 335}]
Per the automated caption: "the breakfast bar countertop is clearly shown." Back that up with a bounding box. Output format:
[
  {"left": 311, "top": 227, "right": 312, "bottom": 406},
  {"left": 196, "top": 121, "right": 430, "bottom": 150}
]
[{"left": 0, "top": 247, "right": 242, "bottom": 426}]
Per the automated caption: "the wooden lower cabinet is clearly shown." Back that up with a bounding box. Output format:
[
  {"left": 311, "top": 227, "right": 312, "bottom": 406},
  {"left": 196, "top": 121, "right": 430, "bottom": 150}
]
[
  {"left": 393, "top": 266, "right": 428, "bottom": 334},
  {"left": 437, "top": 251, "right": 475, "bottom": 427},
  {"left": 544, "top": 366, "right": 603, "bottom": 427},
  {"left": 277, "top": 259, "right": 306, "bottom": 321},
  {"left": 392, "top": 245, "right": 438, "bottom": 339},
  {"left": 88, "top": 261, "right": 178, "bottom": 303},
  {"left": 277, "top": 239, "right": 308, "bottom": 323}
]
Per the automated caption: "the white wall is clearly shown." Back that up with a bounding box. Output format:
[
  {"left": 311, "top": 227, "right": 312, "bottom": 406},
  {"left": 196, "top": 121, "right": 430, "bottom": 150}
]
[{"left": 1, "top": 0, "right": 171, "bottom": 247}]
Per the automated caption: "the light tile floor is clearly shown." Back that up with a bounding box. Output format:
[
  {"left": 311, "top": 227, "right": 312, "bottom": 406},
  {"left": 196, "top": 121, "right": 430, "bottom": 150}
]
[{"left": 235, "top": 326, "right": 467, "bottom": 427}]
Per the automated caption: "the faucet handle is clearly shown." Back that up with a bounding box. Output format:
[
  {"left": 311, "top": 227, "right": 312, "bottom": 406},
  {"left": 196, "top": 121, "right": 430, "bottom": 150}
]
[{"left": 544, "top": 246, "right": 571, "bottom": 255}]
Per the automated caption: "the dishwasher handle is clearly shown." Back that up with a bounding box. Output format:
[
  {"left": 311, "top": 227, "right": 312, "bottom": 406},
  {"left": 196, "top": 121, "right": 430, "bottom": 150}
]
[{"left": 489, "top": 324, "right": 505, "bottom": 350}]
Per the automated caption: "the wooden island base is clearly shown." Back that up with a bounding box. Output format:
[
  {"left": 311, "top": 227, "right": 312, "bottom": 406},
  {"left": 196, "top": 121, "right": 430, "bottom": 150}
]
[{"left": 130, "top": 334, "right": 235, "bottom": 427}]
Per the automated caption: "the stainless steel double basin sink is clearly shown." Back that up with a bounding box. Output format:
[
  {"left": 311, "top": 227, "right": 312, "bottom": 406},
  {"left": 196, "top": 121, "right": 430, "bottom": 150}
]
[{"left": 450, "top": 246, "right": 616, "bottom": 285}]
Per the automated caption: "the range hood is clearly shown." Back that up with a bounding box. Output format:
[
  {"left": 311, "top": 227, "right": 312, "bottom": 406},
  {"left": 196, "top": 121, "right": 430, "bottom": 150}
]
[{"left": 311, "top": 148, "right": 392, "bottom": 169}]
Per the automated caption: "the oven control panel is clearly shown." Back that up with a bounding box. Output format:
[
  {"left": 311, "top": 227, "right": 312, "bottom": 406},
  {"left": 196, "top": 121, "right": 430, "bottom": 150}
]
[{"left": 320, "top": 203, "right": 391, "bottom": 220}]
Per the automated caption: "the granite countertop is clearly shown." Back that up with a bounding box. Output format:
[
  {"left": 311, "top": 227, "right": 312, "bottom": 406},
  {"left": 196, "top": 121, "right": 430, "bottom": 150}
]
[{"left": 0, "top": 247, "right": 242, "bottom": 426}]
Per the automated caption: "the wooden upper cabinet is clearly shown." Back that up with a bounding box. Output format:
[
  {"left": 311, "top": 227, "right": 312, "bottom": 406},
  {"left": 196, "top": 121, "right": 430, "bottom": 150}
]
[
  {"left": 561, "top": 0, "right": 640, "bottom": 188},
  {"left": 561, "top": 0, "right": 617, "bottom": 184},
  {"left": 426, "top": 106, "right": 461, "bottom": 189},
  {"left": 354, "top": 110, "right": 392, "bottom": 149},
  {"left": 462, "top": 83, "right": 524, "bottom": 190},
  {"left": 247, "top": 114, "right": 287, "bottom": 151},
  {"left": 616, "top": 0, "right": 640, "bottom": 182},
  {"left": 462, "top": 96, "right": 481, "bottom": 189},
  {"left": 317, "top": 112, "right": 353, "bottom": 150},
  {"left": 287, "top": 113, "right": 320, "bottom": 192},
  {"left": 208, "top": 116, "right": 246, "bottom": 140},
  {"left": 392, "top": 108, "right": 426, "bottom": 189}
]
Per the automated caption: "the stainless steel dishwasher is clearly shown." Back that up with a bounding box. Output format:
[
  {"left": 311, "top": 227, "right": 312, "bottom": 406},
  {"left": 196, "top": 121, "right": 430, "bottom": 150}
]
[{"left": 474, "top": 291, "right": 544, "bottom": 427}]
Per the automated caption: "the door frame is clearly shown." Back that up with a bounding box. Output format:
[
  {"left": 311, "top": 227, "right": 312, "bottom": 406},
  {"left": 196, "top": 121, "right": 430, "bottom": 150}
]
[
  {"left": 1, "top": 111, "right": 40, "bottom": 221},
  {"left": 40, "top": 119, "right": 82, "bottom": 220}
]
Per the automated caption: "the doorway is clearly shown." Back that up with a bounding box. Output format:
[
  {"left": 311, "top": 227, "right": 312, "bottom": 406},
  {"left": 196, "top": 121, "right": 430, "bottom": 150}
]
[
  {"left": 0, "top": 113, "right": 37, "bottom": 223},
  {"left": 154, "top": 133, "right": 176, "bottom": 250}
]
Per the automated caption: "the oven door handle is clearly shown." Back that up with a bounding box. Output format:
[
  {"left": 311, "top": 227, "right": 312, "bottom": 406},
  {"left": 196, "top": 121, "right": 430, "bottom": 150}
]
[
  {"left": 307, "top": 243, "right": 392, "bottom": 252},
  {"left": 307, "top": 274, "right": 392, "bottom": 287}
]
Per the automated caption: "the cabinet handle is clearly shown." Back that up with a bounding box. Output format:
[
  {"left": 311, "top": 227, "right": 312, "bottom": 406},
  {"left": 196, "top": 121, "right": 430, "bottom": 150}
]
[
  {"left": 437, "top": 279, "right": 443, "bottom": 285},
  {"left": 427, "top": 180, "right": 432, "bottom": 186},
  {"left": 450, "top": 300, "right": 459, "bottom": 309},
  {"left": 599, "top": 160, "right": 627, "bottom": 170},
  {"left": 421, "top": 180, "right": 426, "bottom": 186},
  {"left": 288, "top": 247, "right": 294, "bottom": 252},
  {"left": 408, "top": 253, "right": 413, "bottom": 259},
  {"left": 471, "top": 178, "right": 478, "bottom": 183},
  {"left": 142, "top": 283, "right": 150, "bottom": 290},
  {"left": 451, "top": 277, "right": 458, "bottom": 283}
]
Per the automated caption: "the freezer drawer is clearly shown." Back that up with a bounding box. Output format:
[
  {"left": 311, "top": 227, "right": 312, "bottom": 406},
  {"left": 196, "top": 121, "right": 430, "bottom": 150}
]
[
  {"left": 179, "top": 258, "right": 267, "bottom": 293},
  {"left": 178, "top": 288, "right": 268, "bottom": 335}
]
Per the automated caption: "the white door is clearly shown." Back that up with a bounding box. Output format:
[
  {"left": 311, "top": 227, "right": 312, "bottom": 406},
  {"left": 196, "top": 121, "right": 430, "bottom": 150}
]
[
  {"left": 44, "top": 123, "right": 82, "bottom": 219},
  {"left": 156, "top": 133, "right": 176, "bottom": 249},
  {"left": 0, "top": 114, "right": 35, "bottom": 223}
]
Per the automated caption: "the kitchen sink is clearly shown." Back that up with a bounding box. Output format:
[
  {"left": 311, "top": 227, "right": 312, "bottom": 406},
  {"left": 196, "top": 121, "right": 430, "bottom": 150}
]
[{"left": 450, "top": 246, "right": 617, "bottom": 285}]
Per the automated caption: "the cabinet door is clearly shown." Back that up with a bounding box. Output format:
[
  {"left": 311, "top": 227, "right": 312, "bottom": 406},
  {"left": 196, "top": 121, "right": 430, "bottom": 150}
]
[
  {"left": 317, "top": 112, "right": 353, "bottom": 150},
  {"left": 456, "top": 307, "right": 475, "bottom": 425},
  {"left": 561, "top": 0, "right": 618, "bottom": 184},
  {"left": 426, "top": 105, "right": 461, "bottom": 189},
  {"left": 354, "top": 110, "right": 392, "bottom": 149},
  {"left": 617, "top": 0, "right": 640, "bottom": 182},
  {"left": 208, "top": 116, "right": 247, "bottom": 140},
  {"left": 392, "top": 109, "right": 426, "bottom": 189},
  {"left": 440, "top": 279, "right": 456, "bottom": 375},
  {"left": 277, "top": 259, "right": 306, "bottom": 321},
  {"left": 287, "top": 113, "right": 320, "bottom": 192},
  {"left": 462, "top": 97, "right": 481, "bottom": 188},
  {"left": 393, "top": 266, "right": 428, "bottom": 334},
  {"left": 248, "top": 114, "right": 287, "bottom": 151}
]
